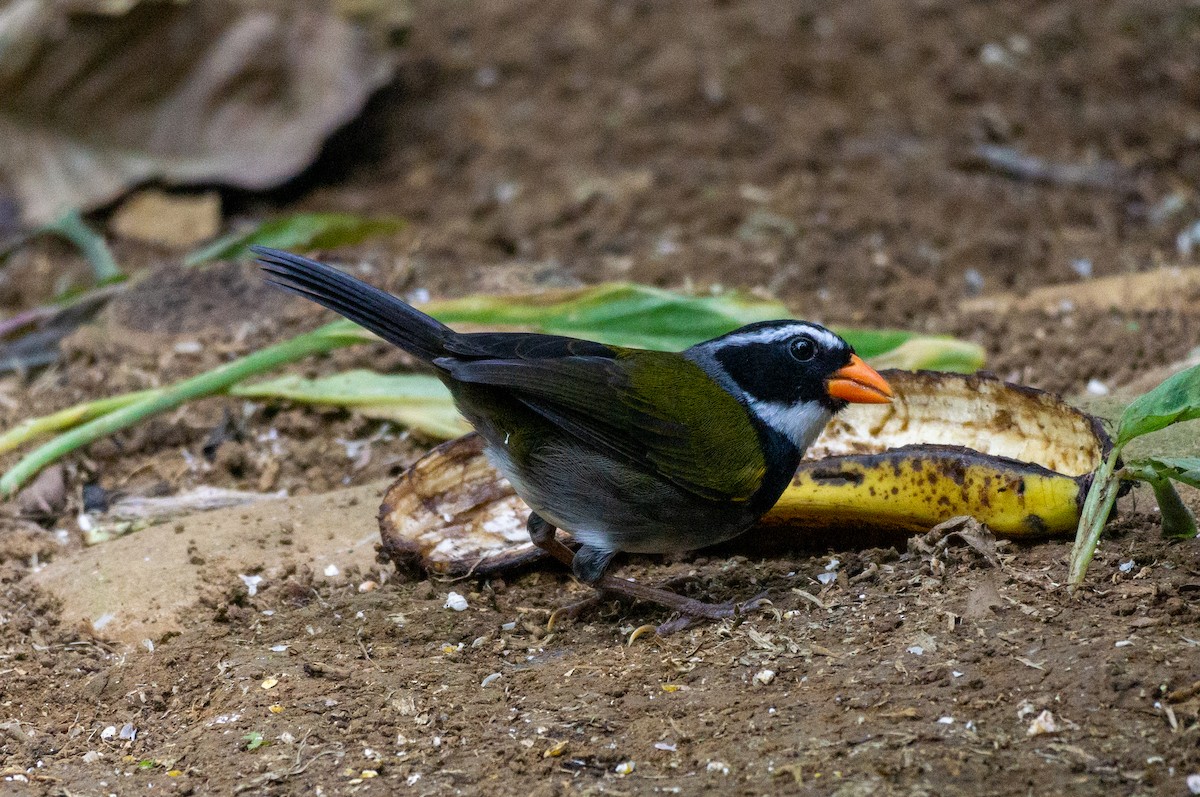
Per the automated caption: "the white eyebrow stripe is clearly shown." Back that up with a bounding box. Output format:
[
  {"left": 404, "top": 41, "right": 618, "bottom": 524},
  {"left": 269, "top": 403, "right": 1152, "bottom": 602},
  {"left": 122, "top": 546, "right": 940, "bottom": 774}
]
[{"left": 722, "top": 323, "right": 841, "bottom": 349}]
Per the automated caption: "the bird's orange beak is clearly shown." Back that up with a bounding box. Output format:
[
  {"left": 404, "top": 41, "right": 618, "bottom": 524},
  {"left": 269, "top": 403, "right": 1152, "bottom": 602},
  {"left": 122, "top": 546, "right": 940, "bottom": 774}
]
[{"left": 827, "top": 355, "right": 893, "bottom": 404}]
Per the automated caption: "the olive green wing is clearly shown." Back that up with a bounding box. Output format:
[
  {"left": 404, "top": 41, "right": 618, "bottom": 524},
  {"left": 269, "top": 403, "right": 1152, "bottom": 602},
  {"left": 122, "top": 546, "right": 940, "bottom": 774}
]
[{"left": 437, "top": 350, "right": 766, "bottom": 502}]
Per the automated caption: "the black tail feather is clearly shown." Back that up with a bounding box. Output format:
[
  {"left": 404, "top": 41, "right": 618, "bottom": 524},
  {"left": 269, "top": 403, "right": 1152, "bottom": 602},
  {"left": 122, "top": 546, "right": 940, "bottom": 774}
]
[{"left": 253, "top": 246, "right": 453, "bottom": 363}]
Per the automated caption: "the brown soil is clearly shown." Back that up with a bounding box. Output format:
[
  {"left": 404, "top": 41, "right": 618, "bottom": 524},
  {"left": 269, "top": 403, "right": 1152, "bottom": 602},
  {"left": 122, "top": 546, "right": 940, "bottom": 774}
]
[{"left": 2, "top": 0, "right": 1200, "bottom": 794}]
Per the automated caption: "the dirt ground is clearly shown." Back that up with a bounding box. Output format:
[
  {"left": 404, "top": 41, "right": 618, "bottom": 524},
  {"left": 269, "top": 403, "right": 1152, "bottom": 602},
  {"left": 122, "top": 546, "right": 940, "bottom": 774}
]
[{"left": 2, "top": 0, "right": 1200, "bottom": 794}]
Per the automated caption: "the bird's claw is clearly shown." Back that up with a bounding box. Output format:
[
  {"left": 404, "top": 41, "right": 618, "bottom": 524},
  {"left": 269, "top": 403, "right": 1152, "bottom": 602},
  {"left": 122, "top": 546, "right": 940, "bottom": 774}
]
[
  {"left": 546, "top": 595, "right": 601, "bottom": 631},
  {"left": 652, "top": 590, "right": 772, "bottom": 636}
]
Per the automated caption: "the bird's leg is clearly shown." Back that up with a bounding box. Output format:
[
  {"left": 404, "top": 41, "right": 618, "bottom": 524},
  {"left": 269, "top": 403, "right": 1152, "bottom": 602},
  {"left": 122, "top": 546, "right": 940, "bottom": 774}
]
[
  {"left": 527, "top": 513, "right": 604, "bottom": 628},
  {"left": 525, "top": 512, "right": 577, "bottom": 569},
  {"left": 526, "top": 513, "right": 769, "bottom": 633}
]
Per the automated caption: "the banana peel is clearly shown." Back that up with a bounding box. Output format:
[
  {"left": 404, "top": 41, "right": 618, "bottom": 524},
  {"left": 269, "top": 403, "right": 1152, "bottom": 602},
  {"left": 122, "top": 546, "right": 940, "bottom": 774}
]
[{"left": 378, "top": 371, "right": 1111, "bottom": 576}]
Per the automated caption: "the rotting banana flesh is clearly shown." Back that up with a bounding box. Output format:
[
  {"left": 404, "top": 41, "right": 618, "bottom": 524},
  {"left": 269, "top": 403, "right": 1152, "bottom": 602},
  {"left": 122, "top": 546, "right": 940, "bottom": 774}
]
[{"left": 379, "top": 370, "right": 1110, "bottom": 576}]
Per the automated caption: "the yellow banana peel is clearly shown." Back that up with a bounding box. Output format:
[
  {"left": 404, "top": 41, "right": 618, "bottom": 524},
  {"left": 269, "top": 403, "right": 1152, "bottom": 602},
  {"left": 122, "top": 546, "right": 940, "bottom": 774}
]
[
  {"left": 774, "top": 446, "right": 1084, "bottom": 537},
  {"left": 379, "top": 371, "right": 1110, "bottom": 575}
]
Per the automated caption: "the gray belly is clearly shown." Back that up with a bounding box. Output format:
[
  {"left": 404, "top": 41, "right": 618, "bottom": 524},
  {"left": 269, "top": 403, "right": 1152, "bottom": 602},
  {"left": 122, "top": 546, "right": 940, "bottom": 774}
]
[{"left": 481, "top": 436, "right": 756, "bottom": 555}]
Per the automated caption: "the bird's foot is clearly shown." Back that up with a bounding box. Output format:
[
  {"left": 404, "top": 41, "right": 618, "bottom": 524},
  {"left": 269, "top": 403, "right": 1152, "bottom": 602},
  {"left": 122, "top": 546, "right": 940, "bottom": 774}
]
[
  {"left": 597, "top": 575, "right": 771, "bottom": 635},
  {"left": 526, "top": 513, "right": 770, "bottom": 636}
]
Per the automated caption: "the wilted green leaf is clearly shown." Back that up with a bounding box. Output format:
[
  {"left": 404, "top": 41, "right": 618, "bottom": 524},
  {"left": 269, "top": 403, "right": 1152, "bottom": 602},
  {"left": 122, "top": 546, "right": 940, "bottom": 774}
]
[
  {"left": 0, "top": 281, "right": 982, "bottom": 496},
  {"left": 0, "top": 324, "right": 357, "bottom": 496},
  {"left": 1116, "top": 363, "right": 1200, "bottom": 446},
  {"left": 243, "top": 732, "right": 267, "bottom": 751},
  {"left": 858, "top": 337, "right": 985, "bottom": 373},
  {"left": 186, "top": 213, "right": 404, "bottom": 266},
  {"left": 232, "top": 371, "right": 468, "bottom": 439}
]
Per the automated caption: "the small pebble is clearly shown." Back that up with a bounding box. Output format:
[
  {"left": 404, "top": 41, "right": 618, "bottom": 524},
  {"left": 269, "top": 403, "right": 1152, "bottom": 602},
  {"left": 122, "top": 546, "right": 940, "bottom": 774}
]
[
  {"left": 752, "top": 669, "right": 775, "bottom": 686},
  {"left": 1027, "top": 710, "right": 1058, "bottom": 736},
  {"left": 964, "top": 268, "right": 985, "bottom": 295},
  {"left": 444, "top": 592, "right": 469, "bottom": 612},
  {"left": 979, "top": 42, "right": 1011, "bottom": 66},
  {"left": 1177, "top": 222, "right": 1200, "bottom": 258}
]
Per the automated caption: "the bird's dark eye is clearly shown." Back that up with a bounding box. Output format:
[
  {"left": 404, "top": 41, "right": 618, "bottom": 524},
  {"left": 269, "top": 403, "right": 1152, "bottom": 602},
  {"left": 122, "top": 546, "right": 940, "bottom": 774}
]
[{"left": 789, "top": 336, "right": 817, "bottom": 362}]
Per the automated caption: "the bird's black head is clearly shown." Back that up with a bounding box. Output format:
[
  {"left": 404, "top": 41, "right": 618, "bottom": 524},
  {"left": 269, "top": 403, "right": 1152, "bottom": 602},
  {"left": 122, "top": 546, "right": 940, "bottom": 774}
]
[
  {"left": 687, "top": 320, "right": 893, "bottom": 450},
  {"left": 697, "top": 321, "right": 855, "bottom": 409}
]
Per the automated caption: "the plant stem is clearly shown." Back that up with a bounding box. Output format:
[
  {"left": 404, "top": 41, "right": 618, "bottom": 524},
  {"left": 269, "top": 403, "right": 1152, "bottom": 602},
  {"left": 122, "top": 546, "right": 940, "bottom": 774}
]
[
  {"left": 43, "top": 209, "right": 124, "bottom": 285},
  {"left": 0, "top": 389, "right": 159, "bottom": 455},
  {"left": 1068, "top": 443, "right": 1124, "bottom": 587},
  {"left": 0, "top": 323, "right": 363, "bottom": 495},
  {"left": 1128, "top": 469, "right": 1200, "bottom": 540}
]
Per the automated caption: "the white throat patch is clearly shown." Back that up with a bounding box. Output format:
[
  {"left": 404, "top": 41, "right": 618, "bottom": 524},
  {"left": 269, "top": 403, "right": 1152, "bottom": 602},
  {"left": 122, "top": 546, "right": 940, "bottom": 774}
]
[{"left": 749, "top": 399, "right": 832, "bottom": 453}]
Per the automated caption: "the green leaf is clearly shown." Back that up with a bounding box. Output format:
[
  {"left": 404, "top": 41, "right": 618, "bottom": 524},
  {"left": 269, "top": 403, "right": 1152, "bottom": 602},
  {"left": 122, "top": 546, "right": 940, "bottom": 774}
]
[
  {"left": 232, "top": 370, "right": 468, "bottom": 439},
  {"left": 422, "top": 283, "right": 786, "bottom": 349},
  {"left": 1124, "top": 458, "right": 1200, "bottom": 540},
  {"left": 1116, "top": 363, "right": 1200, "bottom": 446},
  {"left": 1073, "top": 364, "right": 1200, "bottom": 583},
  {"left": 1129, "top": 457, "right": 1200, "bottom": 490},
  {"left": 421, "top": 283, "right": 983, "bottom": 370},
  {"left": 185, "top": 213, "right": 404, "bottom": 266},
  {"left": 243, "top": 732, "right": 267, "bottom": 751}
]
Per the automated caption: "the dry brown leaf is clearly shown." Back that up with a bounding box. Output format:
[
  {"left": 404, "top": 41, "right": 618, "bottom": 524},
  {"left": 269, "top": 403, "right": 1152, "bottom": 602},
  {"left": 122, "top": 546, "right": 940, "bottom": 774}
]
[{"left": 0, "top": 0, "right": 398, "bottom": 223}]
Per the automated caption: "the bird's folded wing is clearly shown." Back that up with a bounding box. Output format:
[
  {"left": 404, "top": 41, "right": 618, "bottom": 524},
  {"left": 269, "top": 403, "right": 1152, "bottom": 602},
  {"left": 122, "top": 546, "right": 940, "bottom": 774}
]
[{"left": 437, "top": 354, "right": 766, "bottom": 502}]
